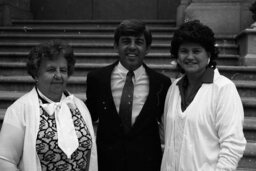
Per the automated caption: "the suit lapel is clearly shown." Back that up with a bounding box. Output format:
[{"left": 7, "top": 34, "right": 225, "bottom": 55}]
[{"left": 101, "top": 61, "right": 119, "bottom": 116}]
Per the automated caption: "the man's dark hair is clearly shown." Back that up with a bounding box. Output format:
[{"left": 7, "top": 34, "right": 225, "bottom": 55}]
[{"left": 114, "top": 19, "right": 152, "bottom": 47}]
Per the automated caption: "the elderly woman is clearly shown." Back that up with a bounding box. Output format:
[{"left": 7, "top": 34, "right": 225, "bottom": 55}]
[
  {"left": 160, "top": 20, "right": 246, "bottom": 171},
  {"left": 0, "top": 40, "right": 97, "bottom": 171}
]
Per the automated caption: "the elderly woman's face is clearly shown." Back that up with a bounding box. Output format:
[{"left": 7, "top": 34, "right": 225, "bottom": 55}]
[
  {"left": 36, "top": 55, "right": 69, "bottom": 101},
  {"left": 177, "top": 42, "right": 210, "bottom": 76}
]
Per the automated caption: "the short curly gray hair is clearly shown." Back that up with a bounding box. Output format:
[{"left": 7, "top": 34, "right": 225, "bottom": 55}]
[{"left": 27, "top": 40, "right": 75, "bottom": 79}]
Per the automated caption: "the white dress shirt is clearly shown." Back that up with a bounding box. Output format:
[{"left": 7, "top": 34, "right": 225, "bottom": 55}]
[{"left": 111, "top": 62, "right": 149, "bottom": 125}]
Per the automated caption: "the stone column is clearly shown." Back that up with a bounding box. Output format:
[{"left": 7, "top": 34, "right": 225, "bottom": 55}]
[
  {"left": 0, "top": 0, "right": 32, "bottom": 26},
  {"left": 236, "top": 28, "right": 256, "bottom": 66},
  {"left": 183, "top": 0, "right": 255, "bottom": 35}
]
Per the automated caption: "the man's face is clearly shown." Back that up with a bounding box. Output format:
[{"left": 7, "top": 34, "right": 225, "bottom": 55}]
[{"left": 115, "top": 34, "right": 150, "bottom": 71}]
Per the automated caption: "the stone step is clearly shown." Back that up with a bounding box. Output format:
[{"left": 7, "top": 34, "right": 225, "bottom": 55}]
[
  {"left": 0, "top": 34, "right": 173, "bottom": 44},
  {"left": 0, "top": 62, "right": 255, "bottom": 80},
  {"left": 0, "top": 34, "right": 238, "bottom": 54},
  {"left": 0, "top": 47, "right": 238, "bottom": 56},
  {"left": 0, "top": 26, "right": 177, "bottom": 35},
  {"left": 238, "top": 141, "right": 256, "bottom": 169},
  {"left": 237, "top": 169, "right": 256, "bottom": 171},
  {"left": 0, "top": 76, "right": 255, "bottom": 98},
  {"left": 234, "top": 80, "right": 256, "bottom": 97},
  {"left": 0, "top": 35, "right": 237, "bottom": 53},
  {"left": 0, "top": 26, "right": 237, "bottom": 43},
  {"left": 244, "top": 117, "right": 256, "bottom": 141},
  {"left": 241, "top": 98, "right": 256, "bottom": 117},
  {"left": 0, "top": 34, "right": 239, "bottom": 48},
  {"left": 217, "top": 66, "right": 256, "bottom": 81},
  {"left": 0, "top": 91, "right": 85, "bottom": 110},
  {"left": 0, "top": 76, "right": 86, "bottom": 93},
  {"left": 11, "top": 19, "right": 176, "bottom": 28},
  {"left": 0, "top": 90, "right": 255, "bottom": 117},
  {"left": 0, "top": 51, "right": 240, "bottom": 66}
]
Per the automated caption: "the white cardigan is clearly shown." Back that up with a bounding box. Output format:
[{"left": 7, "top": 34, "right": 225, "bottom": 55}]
[
  {"left": 0, "top": 88, "right": 98, "bottom": 171},
  {"left": 161, "top": 69, "right": 246, "bottom": 171}
]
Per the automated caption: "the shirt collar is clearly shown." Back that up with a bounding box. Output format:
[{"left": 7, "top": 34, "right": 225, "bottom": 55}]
[
  {"left": 177, "top": 67, "right": 214, "bottom": 87},
  {"left": 116, "top": 62, "right": 145, "bottom": 82}
]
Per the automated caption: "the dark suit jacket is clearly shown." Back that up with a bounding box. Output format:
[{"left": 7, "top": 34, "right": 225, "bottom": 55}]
[{"left": 86, "top": 61, "right": 171, "bottom": 171}]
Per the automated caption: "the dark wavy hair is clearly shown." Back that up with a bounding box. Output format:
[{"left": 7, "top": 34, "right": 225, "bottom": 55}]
[
  {"left": 27, "top": 40, "right": 75, "bottom": 79},
  {"left": 250, "top": 1, "right": 256, "bottom": 21},
  {"left": 171, "top": 20, "right": 218, "bottom": 72},
  {"left": 114, "top": 19, "right": 152, "bottom": 47}
]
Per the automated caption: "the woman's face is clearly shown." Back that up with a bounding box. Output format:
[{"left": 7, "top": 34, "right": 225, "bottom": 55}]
[
  {"left": 177, "top": 42, "right": 210, "bottom": 76},
  {"left": 36, "top": 55, "right": 69, "bottom": 102}
]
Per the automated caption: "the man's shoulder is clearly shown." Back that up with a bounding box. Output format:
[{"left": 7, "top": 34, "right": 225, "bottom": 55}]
[
  {"left": 87, "top": 62, "right": 116, "bottom": 77},
  {"left": 146, "top": 66, "right": 171, "bottom": 83}
]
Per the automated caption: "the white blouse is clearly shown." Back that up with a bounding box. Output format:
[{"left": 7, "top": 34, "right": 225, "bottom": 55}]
[
  {"left": 161, "top": 69, "right": 246, "bottom": 171},
  {"left": 0, "top": 88, "right": 98, "bottom": 171}
]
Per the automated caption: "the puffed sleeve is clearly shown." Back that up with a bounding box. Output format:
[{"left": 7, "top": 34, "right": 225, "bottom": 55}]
[
  {"left": 0, "top": 105, "right": 25, "bottom": 170},
  {"left": 215, "top": 81, "right": 246, "bottom": 170}
]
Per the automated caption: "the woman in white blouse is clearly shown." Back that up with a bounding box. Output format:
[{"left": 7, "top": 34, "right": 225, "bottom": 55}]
[
  {"left": 160, "top": 20, "right": 246, "bottom": 171},
  {"left": 0, "top": 40, "right": 97, "bottom": 171}
]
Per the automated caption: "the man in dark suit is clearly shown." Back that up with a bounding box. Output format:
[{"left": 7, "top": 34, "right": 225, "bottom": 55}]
[{"left": 86, "top": 19, "right": 171, "bottom": 171}]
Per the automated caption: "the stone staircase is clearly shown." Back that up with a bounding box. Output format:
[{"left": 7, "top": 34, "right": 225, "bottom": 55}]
[{"left": 0, "top": 20, "right": 255, "bottom": 170}]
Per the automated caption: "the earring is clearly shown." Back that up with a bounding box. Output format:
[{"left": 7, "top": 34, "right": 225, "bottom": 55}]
[{"left": 208, "top": 58, "right": 210, "bottom": 64}]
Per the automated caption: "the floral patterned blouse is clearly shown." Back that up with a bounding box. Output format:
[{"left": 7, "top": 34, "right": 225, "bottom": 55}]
[{"left": 36, "top": 94, "right": 92, "bottom": 171}]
